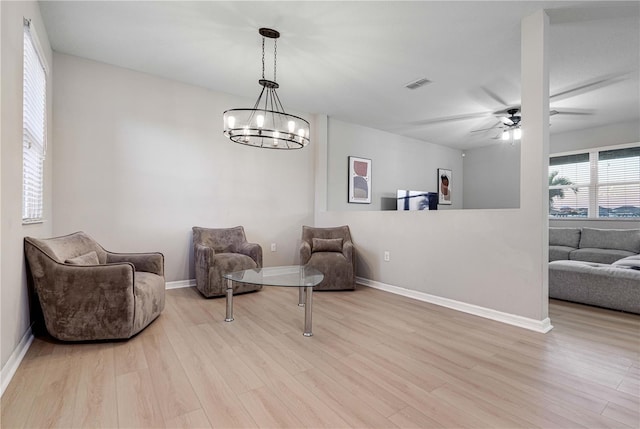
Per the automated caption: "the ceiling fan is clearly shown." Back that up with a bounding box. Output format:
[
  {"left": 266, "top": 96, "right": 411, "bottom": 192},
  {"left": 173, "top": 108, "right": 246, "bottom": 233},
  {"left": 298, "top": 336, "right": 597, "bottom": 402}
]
[
  {"left": 469, "top": 105, "right": 593, "bottom": 137},
  {"left": 407, "top": 71, "right": 631, "bottom": 135}
]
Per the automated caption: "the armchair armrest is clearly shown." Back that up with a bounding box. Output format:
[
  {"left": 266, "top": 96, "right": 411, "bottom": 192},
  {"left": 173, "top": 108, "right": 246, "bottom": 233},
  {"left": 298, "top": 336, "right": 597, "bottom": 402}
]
[
  {"left": 194, "top": 243, "right": 214, "bottom": 268},
  {"left": 237, "top": 242, "right": 263, "bottom": 268},
  {"left": 300, "top": 241, "right": 311, "bottom": 265},
  {"left": 107, "top": 252, "right": 164, "bottom": 276},
  {"left": 37, "top": 261, "right": 136, "bottom": 340},
  {"left": 343, "top": 241, "right": 354, "bottom": 265}
]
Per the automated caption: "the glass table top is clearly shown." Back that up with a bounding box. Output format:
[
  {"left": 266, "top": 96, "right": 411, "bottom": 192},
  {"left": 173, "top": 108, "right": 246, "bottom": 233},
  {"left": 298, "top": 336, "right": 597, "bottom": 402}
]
[{"left": 222, "top": 265, "right": 324, "bottom": 288}]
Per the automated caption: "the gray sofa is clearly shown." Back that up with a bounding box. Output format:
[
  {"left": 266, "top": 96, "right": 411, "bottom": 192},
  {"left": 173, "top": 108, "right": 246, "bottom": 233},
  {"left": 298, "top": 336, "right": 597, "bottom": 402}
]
[
  {"left": 549, "top": 227, "right": 640, "bottom": 313},
  {"left": 549, "top": 227, "right": 640, "bottom": 264}
]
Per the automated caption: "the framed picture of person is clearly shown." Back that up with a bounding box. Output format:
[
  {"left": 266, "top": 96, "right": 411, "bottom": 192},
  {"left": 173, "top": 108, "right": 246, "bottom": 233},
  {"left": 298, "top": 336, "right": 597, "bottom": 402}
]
[
  {"left": 438, "top": 168, "right": 452, "bottom": 205},
  {"left": 348, "top": 156, "right": 371, "bottom": 203}
]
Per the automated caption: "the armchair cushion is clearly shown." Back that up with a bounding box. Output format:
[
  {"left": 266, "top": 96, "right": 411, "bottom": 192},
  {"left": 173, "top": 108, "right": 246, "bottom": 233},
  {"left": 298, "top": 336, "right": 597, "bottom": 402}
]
[
  {"left": 312, "top": 238, "right": 343, "bottom": 253},
  {"left": 65, "top": 251, "right": 100, "bottom": 265}
]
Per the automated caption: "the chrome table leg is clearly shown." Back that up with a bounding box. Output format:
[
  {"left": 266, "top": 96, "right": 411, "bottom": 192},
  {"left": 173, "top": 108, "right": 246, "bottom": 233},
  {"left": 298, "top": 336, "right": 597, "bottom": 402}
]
[
  {"left": 298, "top": 286, "right": 305, "bottom": 306},
  {"left": 303, "top": 286, "right": 313, "bottom": 337},
  {"left": 225, "top": 278, "right": 234, "bottom": 322}
]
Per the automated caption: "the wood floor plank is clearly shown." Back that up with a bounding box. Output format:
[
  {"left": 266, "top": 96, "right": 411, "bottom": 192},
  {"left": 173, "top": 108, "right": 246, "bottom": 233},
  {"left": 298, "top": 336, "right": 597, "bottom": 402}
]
[
  {"left": 294, "top": 367, "right": 399, "bottom": 428},
  {"left": 237, "top": 386, "right": 305, "bottom": 428},
  {"left": 141, "top": 331, "right": 201, "bottom": 420},
  {"left": 388, "top": 405, "right": 446, "bottom": 428},
  {"left": 115, "top": 369, "right": 165, "bottom": 428},
  {"left": 24, "top": 348, "right": 82, "bottom": 428},
  {"left": 71, "top": 344, "right": 118, "bottom": 428},
  {"left": 3, "top": 286, "right": 639, "bottom": 429},
  {"left": 0, "top": 339, "right": 51, "bottom": 428},
  {"left": 164, "top": 408, "right": 212, "bottom": 429},
  {"left": 602, "top": 401, "right": 640, "bottom": 428}
]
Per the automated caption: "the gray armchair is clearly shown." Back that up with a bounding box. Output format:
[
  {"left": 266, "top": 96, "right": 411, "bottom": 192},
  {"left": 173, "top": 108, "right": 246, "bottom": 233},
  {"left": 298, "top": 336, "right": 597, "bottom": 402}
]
[
  {"left": 24, "top": 231, "right": 165, "bottom": 341},
  {"left": 192, "top": 226, "right": 263, "bottom": 297},
  {"left": 300, "top": 225, "right": 355, "bottom": 291}
]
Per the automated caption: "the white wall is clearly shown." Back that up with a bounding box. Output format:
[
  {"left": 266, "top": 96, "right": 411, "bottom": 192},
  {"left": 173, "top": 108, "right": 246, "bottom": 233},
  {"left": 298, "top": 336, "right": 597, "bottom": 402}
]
[
  {"left": 463, "top": 142, "right": 521, "bottom": 209},
  {"left": 1, "top": 1, "right": 53, "bottom": 371},
  {"left": 550, "top": 120, "right": 639, "bottom": 154},
  {"left": 52, "top": 53, "right": 316, "bottom": 282},
  {"left": 315, "top": 11, "right": 550, "bottom": 324},
  {"left": 327, "top": 118, "right": 463, "bottom": 211}
]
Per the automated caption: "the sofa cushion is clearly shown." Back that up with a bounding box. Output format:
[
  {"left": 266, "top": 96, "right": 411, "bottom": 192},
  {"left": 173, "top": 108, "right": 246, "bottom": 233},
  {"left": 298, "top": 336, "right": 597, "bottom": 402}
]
[
  {"left": 549, "top": 260, "right": 640, "bottom": 314},
  {"left": 312, "top": 238, "right": 343, "bottom": 253},
  {"left": 579, "top": 228, "right": 640, "bottom": 253},
  {"left": 613, "top": 255, "right": 640, "bottom": 270},
  {"left": 570, "top": 248, "right": 635, "bottom": 265},
  {"left": 549, "top": 227, "right": 581, "bottom": 248},
  {"left": 65, "top": 251, "right": 100, "bottom": 265}
]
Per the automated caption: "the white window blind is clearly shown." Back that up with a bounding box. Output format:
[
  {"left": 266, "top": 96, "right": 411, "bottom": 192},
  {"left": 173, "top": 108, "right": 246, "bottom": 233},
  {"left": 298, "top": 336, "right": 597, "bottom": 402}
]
[
  {"left": 22, "top": 19, "right": 47, "bottom": 223},
  {"left": 549, "top": 145, "right": 640, "bottom": 219},
  {"left": 597, "top": 147, "right": 640, "bottom": 218},
  {"left": 549, "top": 153, "right": 590, "bottom": 217}
]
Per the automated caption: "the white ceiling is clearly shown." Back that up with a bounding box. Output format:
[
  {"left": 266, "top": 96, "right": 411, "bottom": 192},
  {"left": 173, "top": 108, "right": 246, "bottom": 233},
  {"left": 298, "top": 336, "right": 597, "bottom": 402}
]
[{"left": 39, "top": 1, "right": 639, "bottom": 150}]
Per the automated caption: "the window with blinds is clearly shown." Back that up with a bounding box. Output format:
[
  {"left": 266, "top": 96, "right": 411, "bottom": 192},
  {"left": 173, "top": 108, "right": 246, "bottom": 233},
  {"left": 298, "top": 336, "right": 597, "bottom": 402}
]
[
  {"left": 22, "top": 19, "right": 47, "bottom": 223},
  {"left": 549, "top": 145, "right": 640, "bottom": 219},
  {"left": 598, "top": 147, "right": 640, "bottom": 218}
]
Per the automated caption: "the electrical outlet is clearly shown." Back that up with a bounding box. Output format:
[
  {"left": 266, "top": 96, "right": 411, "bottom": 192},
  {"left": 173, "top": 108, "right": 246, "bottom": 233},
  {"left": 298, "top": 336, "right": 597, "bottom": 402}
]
[
  {"left": 271, "top": 243, "right": 277, "bottom": 252},
  {"left": 384, "top": 251, "right": 390, "bottom": 262}
]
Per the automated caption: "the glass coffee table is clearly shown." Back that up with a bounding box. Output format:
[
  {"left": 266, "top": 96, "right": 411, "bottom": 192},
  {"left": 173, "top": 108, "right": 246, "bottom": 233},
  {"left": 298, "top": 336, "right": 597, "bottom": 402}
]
[{"left": 222, "top": 265, "right": 324, "bottom": 336}]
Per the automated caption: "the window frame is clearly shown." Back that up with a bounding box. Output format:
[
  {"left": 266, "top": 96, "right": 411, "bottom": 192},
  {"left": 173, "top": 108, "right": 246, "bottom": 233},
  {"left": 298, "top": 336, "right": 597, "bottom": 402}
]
[
  {"left": 549, "top": 142, "right": 640, "bottom": 221},
  {"left": 22, "top": 17, "right": 49, "bottom": 225}
]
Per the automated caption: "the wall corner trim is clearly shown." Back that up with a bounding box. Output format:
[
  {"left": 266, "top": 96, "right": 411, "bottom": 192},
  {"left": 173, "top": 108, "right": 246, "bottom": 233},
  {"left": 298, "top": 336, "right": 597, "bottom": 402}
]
[
  {"left": 1, "top": 328, "right": 34, "bottom": 396},
  {"left": 166, "top": 279, "right": 196, "bottom": 290},
  {"left": 357, "top": 277, "right": 553, "bottom": 333}
]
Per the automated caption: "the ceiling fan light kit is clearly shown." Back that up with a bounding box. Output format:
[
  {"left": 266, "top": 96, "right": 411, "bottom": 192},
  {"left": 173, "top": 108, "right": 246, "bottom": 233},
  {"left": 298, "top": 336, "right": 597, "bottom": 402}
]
[{"left": 223, "top": 28, "right": 310, "bottom": 150}]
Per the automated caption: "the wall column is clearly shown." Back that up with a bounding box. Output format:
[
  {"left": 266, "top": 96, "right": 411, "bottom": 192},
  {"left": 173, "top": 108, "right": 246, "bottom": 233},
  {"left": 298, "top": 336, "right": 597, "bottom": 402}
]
[{"left": 521, "top": 10, "right": 550, "bottom": 319}]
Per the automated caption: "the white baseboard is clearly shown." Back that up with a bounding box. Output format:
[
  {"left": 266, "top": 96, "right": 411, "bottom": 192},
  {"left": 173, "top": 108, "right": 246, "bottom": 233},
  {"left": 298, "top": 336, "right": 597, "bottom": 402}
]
[
  {"left": 357, "top": 277, "right": 553, "bottom": 333},
  {"left": 166, "top": 279, "right": 196, "bottom": 290},
  {"left": 1, "top": 328, "right": 34, "bottom": 396}
]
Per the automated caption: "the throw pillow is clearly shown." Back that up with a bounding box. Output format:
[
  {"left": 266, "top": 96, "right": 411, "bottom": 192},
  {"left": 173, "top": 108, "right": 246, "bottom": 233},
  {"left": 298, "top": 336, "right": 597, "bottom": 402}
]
[
  {"left": 312, "top": 238, "right": 343, "bottom": 253},
  {"left": 66, "top": 251, "right": 100, "bottom": 265}
]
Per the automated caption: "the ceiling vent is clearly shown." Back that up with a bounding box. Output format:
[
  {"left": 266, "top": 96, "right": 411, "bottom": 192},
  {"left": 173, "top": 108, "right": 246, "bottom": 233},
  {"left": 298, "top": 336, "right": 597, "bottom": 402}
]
[{"left": 405, "top": 78, "right": 432, "bottom": 90}]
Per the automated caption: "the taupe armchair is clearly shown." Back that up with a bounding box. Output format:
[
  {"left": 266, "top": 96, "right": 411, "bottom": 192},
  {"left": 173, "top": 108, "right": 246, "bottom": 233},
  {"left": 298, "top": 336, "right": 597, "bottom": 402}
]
[
  {"left": 192, "top": 226, "right": 263, "bottom": 297},
  {"left": 300, "top": 225, "right": 356, "bottom": 290},
  {"left": 24, "top": 231, "right": 165, "bottom": 341}
]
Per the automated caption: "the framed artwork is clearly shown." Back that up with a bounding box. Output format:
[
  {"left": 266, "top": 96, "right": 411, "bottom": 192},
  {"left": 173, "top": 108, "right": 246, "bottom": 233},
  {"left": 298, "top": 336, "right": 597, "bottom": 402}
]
[
  {"left": 438, "top": 168, "right": 452, "bottom": 205},
  {"left": 348, "top": 156, "right": 371, "bottom": 204}
]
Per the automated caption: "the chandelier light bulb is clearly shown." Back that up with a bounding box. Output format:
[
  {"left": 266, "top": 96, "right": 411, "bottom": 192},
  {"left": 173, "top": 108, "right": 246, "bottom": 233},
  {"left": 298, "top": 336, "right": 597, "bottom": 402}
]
[
  {"left": 288, "top": 121, "right": 295, "bottom": 133},
  {"left": 256, "top": 115, "right": 265, "bottom": 128},
  {"left": 502, "top": 130, "right": 510, "bottom": 141},
  {"left": 227, "top": 115, "right": 235, "bottom": 129}
]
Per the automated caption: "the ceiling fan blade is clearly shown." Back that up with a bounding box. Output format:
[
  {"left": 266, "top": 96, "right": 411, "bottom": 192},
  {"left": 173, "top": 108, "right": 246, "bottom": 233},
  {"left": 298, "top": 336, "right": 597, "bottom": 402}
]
[
  {"left": 408, "top": 111, "right": 493, "bottom": 126},
  {"left": 480, "top": 87, "right": 510, "bottom": 107},
  {"left": 499, "top": 116, "right": 515, "bottom": 126},
  {"left": 550, "top": 108, "right": 595, "bottom": 116},
  {"left": 550, "top": 71, "right": 633, "bottom": 102},
  {"left": 470, "top": 121, "right": 503, "bottom": 133}
]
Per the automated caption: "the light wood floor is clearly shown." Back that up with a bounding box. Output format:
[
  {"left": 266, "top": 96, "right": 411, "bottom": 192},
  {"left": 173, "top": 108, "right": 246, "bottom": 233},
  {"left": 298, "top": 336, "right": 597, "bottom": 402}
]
[{"left": 2, "top": 285, "right": 639, "bottom": 428}]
